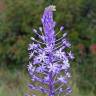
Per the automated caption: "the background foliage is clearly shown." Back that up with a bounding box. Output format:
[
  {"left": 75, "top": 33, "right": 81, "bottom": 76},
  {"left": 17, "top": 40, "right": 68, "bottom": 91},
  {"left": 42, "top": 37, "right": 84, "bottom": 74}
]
[{"left": 0, "top": 0, "right": 96, "bottom": 96}]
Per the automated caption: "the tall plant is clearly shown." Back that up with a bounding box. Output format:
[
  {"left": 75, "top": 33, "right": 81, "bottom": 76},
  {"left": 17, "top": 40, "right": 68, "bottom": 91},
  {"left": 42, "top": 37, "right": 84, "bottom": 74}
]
[{"left": 27, "top": 5, "right": 74, "bottom": 96}]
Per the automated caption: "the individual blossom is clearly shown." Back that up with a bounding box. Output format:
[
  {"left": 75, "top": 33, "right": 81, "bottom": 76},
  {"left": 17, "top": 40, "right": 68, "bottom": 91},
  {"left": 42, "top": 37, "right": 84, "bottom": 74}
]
[
  {"left": 27, "top": 5, "right": 74, "bottom": 96},
  {"left": 57, "top": 75, "right": 67, "bottom": 84}
]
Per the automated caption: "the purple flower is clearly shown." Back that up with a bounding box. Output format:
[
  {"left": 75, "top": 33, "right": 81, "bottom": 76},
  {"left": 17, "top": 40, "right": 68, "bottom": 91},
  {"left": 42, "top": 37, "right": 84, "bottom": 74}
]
[
  {"left": 48, "top": 63, "right": 60, "bottom": 73},
  {"left": 28, "top": 43, "right": 39, "bottom": 50},
  {"left": 41, "top": 5, "right": 56, "bottom": 47},
  {"left": 27, "top": 5, "right": 74, "bottom": 96},
  {"left": 66, "top": 87, "right": 72, "bottom": 94},
  {"left": 68, "top": 51, "right": 74, "bottom": 60},
  {"left": 62, "top": 39, "right": 71, "bottom": 48},
  {"left": 60, "top": 26, "right": 64, "bottom": 31},
  {"left": 57, "top": 75, "right": 67, "bottom": 84}
]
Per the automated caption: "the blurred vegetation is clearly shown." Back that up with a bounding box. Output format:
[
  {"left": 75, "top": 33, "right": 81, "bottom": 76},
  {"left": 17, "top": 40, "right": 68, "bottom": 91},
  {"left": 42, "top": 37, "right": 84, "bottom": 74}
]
[{"left": 0, "top": 0, "right": 96, "bottom": 96}]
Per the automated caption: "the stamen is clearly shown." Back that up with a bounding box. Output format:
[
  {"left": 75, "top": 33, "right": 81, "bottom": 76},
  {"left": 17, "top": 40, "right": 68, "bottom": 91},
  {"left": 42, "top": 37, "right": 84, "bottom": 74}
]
[
  {"left": 55, "top": 41, "right": 62, "bottom": 46},
  {"left": 29, "top": 51, "right": 34, "bottom": 59},
  {"left": 55, "top": 33, "right": 67, "bottom": 43},
  {"left": 31, "top": 37, "right": 46, "bottom": 45},
  {"left": 53, "top": 44, "right": 64, "bottom": 51},
  {"left": 55, "top": 36, "right": 64, "bottom": 43},
  {"left": 39, "top": 27, "right": 44, "bottom": 36},
  {"left": 55, "top": 84, "right": 64, "bottom": 92},
  {"left": 55, "top": 31, "right": 61, "bottom": 36},
  {"left": 32, "top": 29, "right": 44, "bottom": 41}
]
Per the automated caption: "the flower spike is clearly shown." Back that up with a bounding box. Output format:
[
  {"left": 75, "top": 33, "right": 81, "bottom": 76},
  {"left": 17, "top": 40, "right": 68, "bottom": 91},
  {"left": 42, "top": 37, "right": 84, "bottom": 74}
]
[{"left": 27, "top": 5, "right": 74, "bottom": 96}]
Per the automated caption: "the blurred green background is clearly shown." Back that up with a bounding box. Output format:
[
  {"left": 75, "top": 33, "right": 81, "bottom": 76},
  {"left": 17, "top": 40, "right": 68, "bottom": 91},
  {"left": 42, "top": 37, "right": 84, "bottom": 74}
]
[{"left": 0, "top": 0, "right": 96, "bottom": 96}]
